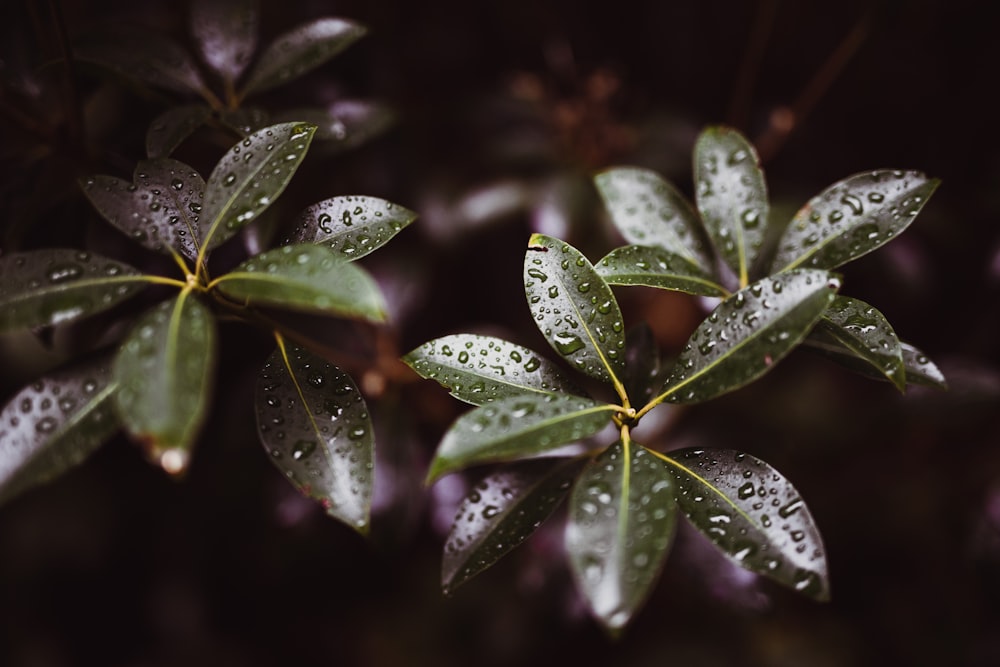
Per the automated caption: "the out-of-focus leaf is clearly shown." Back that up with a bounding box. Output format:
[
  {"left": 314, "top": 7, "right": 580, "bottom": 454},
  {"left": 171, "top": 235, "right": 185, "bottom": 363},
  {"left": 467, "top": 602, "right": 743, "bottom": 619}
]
[
  {"left": 810, "top": 296, "right": 905, "bottom": 390},
  {"left": 0, "top": 250, "right": 147, "bottom": 332},
  {"left": 241, "top": 18, "right": 367, "bottom": 95},
  {"left": 113, "top": 293, "right": 215, "bottom": 471},
  {"left": 199, "top": 122, "right": 316, "bottom": 252},
  {"left": 566, "top": 440, "right": 677, "bottom": 634},
  {"left": 524, "top": 234, "right": 626, "bottom": 385},
  {"left": 274, "top": 100, "right": 395, "bottom": 149},
  {"left": 427, "top": 394, "right": 615, "bottom": 483},
  {"left": 657, "top": 269, "right": 839, "bottom": 404},
  {"left": 657, "top": 448, "right": 829, "bottom": 601},
  {"left": 443, "top": 458, "right": 582, "bottom": 593},
  {"left": 770, "top": 170, "right": 940, "bottom": 272},
  {"left": 146, "top": 105, "right": 212, "bottom": 159},
  {"left": 596, "top": 244, "right": 728, "bottom": 297},
  {"left": 284, "top": 195, "right": 416, "bottom": 261},
  {"left": 219, "top": 107, "right": 271, "bottom": 136},
  {"left": 622, "top": 323, "right": 667, "bottom": 406},
  {"left": 594, "top": 167, "right": 712, "bottom": 272},
  {"left": 190, "top": 0, "right": 259, "bottom": 85},
  {"left": 81, "top": 159, "right": 205, "bottom": 261},
  {"left": 0, "top": 357, "right": 119, "bottom": 505},
  {"left": 213, "top": 244, "right": 385, "bottom": 321},
  {"left": 403, "top": 334, "right": 584, "bottom": 406},
  {"left": 694, "top": 126, "right": 769, "bottom": 286},
  {"left": 805, "top": 337, "right": 947, "bottom": 390},
  {"left": 256, "top": 341, "right": 373, "bottom": 532},
  {"left": 74, "top": 28, "right": 207, "bottom": 95}
]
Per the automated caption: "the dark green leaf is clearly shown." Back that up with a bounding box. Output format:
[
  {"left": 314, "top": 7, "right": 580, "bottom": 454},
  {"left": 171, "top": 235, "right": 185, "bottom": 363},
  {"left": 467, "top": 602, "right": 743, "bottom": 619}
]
[
  {"left": 219, "top": 107, "right": 271, "bottom": 136},
  {"left": 190, "top": 0, "right": 259, "bottom": 85},
  {"left": 74, "top": 28, "right": 207, "bottom": 95},
  {"left": 0, "top": 250, "right": 147, "bottom": 333},
  {"left": 212, "top": 244, "right": 385, "bottom": 321},
  {"left": 806, "top": 338, "right": 947, "bottom": 390},
  {"left": 658, "top": 448, "right": 829, "bottom": 600},
  {"left": 770, "top": 170, "right": 940, "bottom": 272},
  {"left": 274, "top": 100, "right": 395, "bottom": 149},
  {"left": 812, "top": 296, "right": 905, "bottom": 391},
  {"left": 596, "top": 244, "right": 728, "bottom": 297},
  {"left": 241, "top": 18, "right": 367, "bottom": 95},
  {"left": 256, "top": 342, "right": 373, "bottom": 532},
  {"left": 524, "top": 234, "right": 626, "bottom": 385},
  {"left": 566, "top": 440, "right": 677, "bottom": 633},
  {"left": 284, "top": 195, "right": 416, "bottom": 260},
  {"left": 113, "top": 293, "right": 216, "bottom": 470},
  {"left": 146, "top": 105, "right": 212, "bottom": 159},
  {"left": 0, "top": 358, "right": 119, "bottom": 505},
  {"left": 622, "top": 324, "right": 667, "bottom": 406}
]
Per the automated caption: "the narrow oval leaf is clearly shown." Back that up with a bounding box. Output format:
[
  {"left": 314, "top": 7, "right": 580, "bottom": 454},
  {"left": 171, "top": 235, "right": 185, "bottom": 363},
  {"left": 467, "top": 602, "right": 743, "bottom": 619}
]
[
  {"left": 403, "top": 334, "right": 584, "bottom": 406},
  {"left": 146, "top": 105, "right": 212, "bottom": 159},
  {"left": 566, "top": 441, "right": 677, "bottom": 633},
  {"left": 694, "top": 126, "right": 769, "bottom": 286},
  {"left": 190, "top": 0, "right": 259, "bottom": 84},
  {"left": 256, "top": 342, "right": 373, "bottom": 532},
  {"left": 659, "top": 269, "right": 839, "bottom": 404},
  {"left": 524, "top": 234, "right": 626, "bottom": 385},
  {"left": 274, "top": 100, "right": 395, "bottom": 150},
  {"left": 213, "top": 244, "right": 385, "bottom": 321},
  {"left": 623, "top": 323, "right": 667, "bottom": 406},
  {"left": 0, "top": 250, "right": 147, "bottom": 333},
  {"left": 812, "top": 296, "right": 905, "bottom": 390},
  {"left": 658, "top": 448, "right": 829, "bottom": 600},
  {"left": 200, "top": 122, "right": 316, "bottom": 252},
  {"left": 596, "top": 244, "right": 728, "bottom": 297},
  {"left": 219, "top": 107, "right": 272, "bottom": 137},
  {"left": 0, "top": 358, "right": 119, "bottom": 505},
  {"left": 81, "top": 159, "right": 205, "bottom": 261},
  {"left": 594, "top": 167, "right": 712, "bottom": 272},
  {"left": 113, "top": 294, "right": 216, "bottom": 471},
  {"left": 771, "top": 170, "right": 940, "bottom": 272},
  {"left": 241, "top": 18, "right": 367, "bottom": 95},
  {"left": 283, "top": 195, "right": 416, "bottom": 261},
  {"left": 427, "top": 394, "right": 615, "bottom": 483},
  {"left": 805, "top": 338, "right": 946, "bottom": 390},
  {"left": 443, "top": 458, "right": 582, "bottom": 593},
  {"left": 74, "top": 28, "right": 207, "bottom": 95}
]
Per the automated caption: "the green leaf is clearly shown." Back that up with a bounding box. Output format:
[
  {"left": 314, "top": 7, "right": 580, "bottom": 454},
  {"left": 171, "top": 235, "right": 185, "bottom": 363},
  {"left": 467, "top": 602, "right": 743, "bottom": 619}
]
[
  {"left": 403, "top": 334, "right": 584, "bottom": 406},
  {"left": 657, "top": 448, "right": 829, "bottom": 601},
  {"left": 566, "top": 440, "right": 677, "bottom": 633},
  {"left": 622, "top": 323, "right": 668, "bottom": 406},
  {"left": 524, "top": 234, "right": 626, "bottom": 386},
  {"left": 213, "top": 244, "right": 386, "bottom": 321},
  {"left": 200, "top": 122, "right": 316, "bottom": 253},
  {"left": 694, "top": 126, "right": 769, "bottom": 286},
  {"left": 219, "top": 107, "right": 272, "bottom": 137},
  {"left": 658, "top": 269, "right": 839, "bottom": 404},
  {"left": 113, "top": 293, "right": 216, "bottom": 470},
  {"left": 190, "top": 0, "right": 259, "bottom": 85},
  {"left": 595, "top": 245, "right": 728, "bottom": 297},
  {"left": 770, "top": 170, "right": 940, "bottom": 272},
  {"left": 810, "top": 296, "right": 906, "bottom": 391},
  {"left": 256, "top": 342, "right": 374, "bottom": 533},
  {"left": 146, "top": 105, "right": 212, "bottom": 159},
  {"left": 427, "top": 394, "right": 616, "bottom": 483},
  {"left": 284, "top": 195, "right": 416, "bottom": 261},
  {"left": 81, "top": 159, "right": 205, "bottom": 261},
  {"left": 594, "top": 166, "right": 712, "bottom": 272},
  {"left": 241, "top": 18, "right": 367, "bottom": 96},
  {"left": 806, "top": 338, "right": 946, "bottom": 390},
  {"left": 443, "top": 458, "right": 582, "bottom": 593},
  {"left": 0, "top": 357, "right": 119, "bottom": 505},
  {"left": 274, "top": 100, "right": 395, "bottom": 150},
  {"left": 0, "top": 250, "right": 147, "bottom": 333},
  {"left": 74, "top": 28, "right": 207, "bottom": 95}
]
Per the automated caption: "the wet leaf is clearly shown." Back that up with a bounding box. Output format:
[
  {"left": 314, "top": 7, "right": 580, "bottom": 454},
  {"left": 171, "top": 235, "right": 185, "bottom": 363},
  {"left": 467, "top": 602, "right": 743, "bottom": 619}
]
[
  {"left": 694, "top": 126, "right": 769, "bottom": 286},
  {"left": 219, "top": 107, "right": 271, "bottom": 136},
  {"left": 657, "top": 448, "right": 829, "bottom": 601},
  {"left": 443, "top": 458, "right": 582, "bottom": 593},
  {"left": 74, "top": 28, "right": 207, "bottom": 95},
  {"left": 81, "top": 159, "right": 205, "bottom": 261},
  {"left": 403, "top": 334, "right": 583, "bottom": 406},
  {"left": 0, "top": 250, "right": 147, "bottom": 333},
  {"left": 0, "top": 358, "right": 119, "bottom": 505},
  {"left": 806, "top": 337, "right": 946, "bottom": 390},
  {"left": 596, "top": 244, "right": 728, "bottom": 297},
  {"left": 190, "top": 0, "right": 259, "bottom": 85},
  {"left": 256, "top": 342, "right": 373, "bottom": 532},
  {"left": 566, "top": 440, "right": 677, "bottom": 634},
  {"left": 113, "top": 293, "right": 216, "bottom": 470},
  {"left": 524, "top": 234, "right": 626, "bottom": 385},
  {"left": 146, "top": 104, "right": 212, "bottom": 159},
  {"left": 594, "top": 167, "right": 712, "bottom": 272},
  {"left": 200, "top": 122, "right": 316, "bottom": 253},
  {"left": 213, "top": 244, "right": 385, "bottom": 321},
  {"left": 427, "top": 394, "right": 616, "bottom": 483},
  {"left": 658, "top": 269, "right": 839, "bottom": 404},
  {"left": 241, "top": 18, "right": 367, "bottom": 95},
  {"left": 810, "top": 296, "right": 905, "bottom": 391},
  {"left": 274, "top": 100, "right": 395, "bottom": 149},
  {"left": 770, "top": 170, "right": 940, "bottom": 272},
  {"left": 284, "top": 195, "right": 416, "bottom": 261}
]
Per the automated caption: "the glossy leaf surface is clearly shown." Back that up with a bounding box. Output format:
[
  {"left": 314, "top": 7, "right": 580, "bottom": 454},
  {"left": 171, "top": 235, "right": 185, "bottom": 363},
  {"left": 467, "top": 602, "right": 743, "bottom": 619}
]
[
  {"left": 771, "top": 170, "right": 940, "bottom": 272},
  {"left": 566, "top": 441, "right": 677, "bottom": 633},
  {"left": 74, "top": 28, "right": 207, "bottom": 95},
  {"left": 658, "top": 448, "right": 829, "bottom": 600},
  {"left": 256, "top": 342, "right": 373, "bottom": 532},
  {"left": 596, "top": 244, "right": 728, "bottom": 297},
  {"left": 806, "top": 338, "right": 946, "bottom": 390},
  {"left": 403, "top": 334, "right": 583, "bottom": 406},
  {"left": 274, "top": 100, "right": 395, "bottom": 149},
  {"left": 219, "top": 107, "right": 272, "bottom": 136},
  {"left": 146, "top": 105, "right": 212, "bottom": 159},
  {"left": 524, "top": 234, "right": 626, "bottom": 384},
  {"left": 812, "top": 296, "right": 905, "bottom": 390},
  {"left": 190, "top": 0, "right": 259, "bottom": 84},
  {"left": 0, "top": 250, "right": 146, "bottom": 332},
  {"left": 284, "top": 195, "right": 416, "bottom": 260}
]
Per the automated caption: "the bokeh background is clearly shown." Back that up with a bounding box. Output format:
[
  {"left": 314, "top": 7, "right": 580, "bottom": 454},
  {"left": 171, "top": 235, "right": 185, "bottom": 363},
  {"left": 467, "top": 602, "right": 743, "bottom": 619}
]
[{"left": 2, "top": 0, "right": 999, "bottom": 665}]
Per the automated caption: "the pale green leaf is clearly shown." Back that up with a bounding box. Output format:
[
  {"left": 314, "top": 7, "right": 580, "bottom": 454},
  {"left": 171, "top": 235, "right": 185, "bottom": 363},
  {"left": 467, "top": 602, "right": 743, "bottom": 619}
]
[
  {"left": 596, "top": 244, "right": 728, "bottom": 297},
  {"left": 284, "top": 195, "right": 416, "bottom": 261},
  {"left": 146, "top": 104, "right": 212, "bottom": 159}
]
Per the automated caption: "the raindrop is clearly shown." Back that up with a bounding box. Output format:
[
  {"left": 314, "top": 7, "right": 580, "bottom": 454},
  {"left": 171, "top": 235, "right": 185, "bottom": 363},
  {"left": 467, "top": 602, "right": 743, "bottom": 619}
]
[
  {"left": 553, "top": 332, "right": 585, "bottom": 355},
  {"left": 527, "top": 268, "right": 548, "bottom": 282},
  {"left": 482, "top": 505, "right": 500, "bottom": 519},
  {"left": 524, "top": 358, "right": 541, "bottom": 372},
  {"left": 348, "top": 425, "right": 367, "bottom": 441},
  {"left": 292, "top": 440, "right": 316, "bottom": 460},
  {"left": 223, "top": 172, "right": 237, "bottom": 186},
  {"left": 47, "top": 263, "right": 84, "bottom": 283},
  {"left": 36, "top": 416, "right": 58, "bottom": 433},
  {"left": 840, "top": 194, "right": 864, "bottom": 215}
]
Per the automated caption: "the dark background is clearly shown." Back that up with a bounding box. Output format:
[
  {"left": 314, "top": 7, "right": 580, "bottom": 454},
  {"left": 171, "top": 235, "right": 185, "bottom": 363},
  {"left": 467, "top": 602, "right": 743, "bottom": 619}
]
[{"left": 2, "top": 0, "right": 999, "bottom": 665}]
